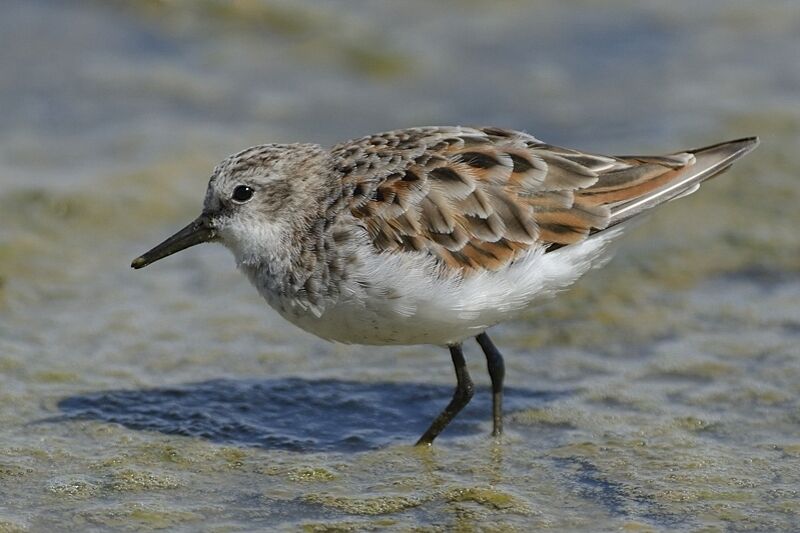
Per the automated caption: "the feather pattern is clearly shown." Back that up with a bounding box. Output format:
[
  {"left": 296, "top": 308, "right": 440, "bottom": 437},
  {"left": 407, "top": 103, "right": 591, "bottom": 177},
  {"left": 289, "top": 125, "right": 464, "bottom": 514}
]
[{"left": 330, "top": 127, "right": 757, "bottom": 277}]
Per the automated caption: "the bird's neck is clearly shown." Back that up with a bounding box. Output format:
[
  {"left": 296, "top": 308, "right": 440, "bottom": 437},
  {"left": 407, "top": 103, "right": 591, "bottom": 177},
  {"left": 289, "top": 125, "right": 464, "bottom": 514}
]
[{"left": 236, "top": 218, "right": 341, "bottom": 318}]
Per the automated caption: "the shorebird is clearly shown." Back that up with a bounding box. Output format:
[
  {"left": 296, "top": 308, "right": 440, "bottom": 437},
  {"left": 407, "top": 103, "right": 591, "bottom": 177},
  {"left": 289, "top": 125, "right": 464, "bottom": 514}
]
[{"left": 131, "top": 126, "right": 758, "bottom": 445}]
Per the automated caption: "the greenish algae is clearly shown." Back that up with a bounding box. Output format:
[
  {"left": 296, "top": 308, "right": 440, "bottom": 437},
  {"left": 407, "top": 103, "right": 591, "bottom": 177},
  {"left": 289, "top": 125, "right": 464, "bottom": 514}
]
[
  {"left": 78, "top": 503, "right": 204, "bottom": 530},
  {"left": 441, "top": 486, "right": 528, "bottom": 512},
  {"left": 31, "top": 370, "right": 83, "bottom": 384},
  {"left": 288, "top": 467, "right": 337, "bottom": 483},
  {"left": 108, "top": 469, "right": 182, "bottom": 491},
  {"left": 46, "top": 476, "right": 100, "bottom": 498},
  {"left": 0, "top": 522, "right": 28, "bottom": 533},
  {"left": 303, "top": 493, "right": 425, "bottom": 516},
  {"left": 0, "top": 463, "right": 33, "bottom": 480}
]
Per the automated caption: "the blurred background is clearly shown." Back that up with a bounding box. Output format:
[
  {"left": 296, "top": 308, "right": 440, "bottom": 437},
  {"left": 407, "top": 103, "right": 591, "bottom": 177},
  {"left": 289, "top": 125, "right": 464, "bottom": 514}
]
[{"left": 1, "top": 0, "right": 799, "bottom": 530}]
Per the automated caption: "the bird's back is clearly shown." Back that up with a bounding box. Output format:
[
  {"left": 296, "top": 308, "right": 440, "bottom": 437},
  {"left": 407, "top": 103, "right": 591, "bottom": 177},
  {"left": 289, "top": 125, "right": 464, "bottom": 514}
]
[{"left": 329, "top": 127, "right": 757, "bottom": 275}]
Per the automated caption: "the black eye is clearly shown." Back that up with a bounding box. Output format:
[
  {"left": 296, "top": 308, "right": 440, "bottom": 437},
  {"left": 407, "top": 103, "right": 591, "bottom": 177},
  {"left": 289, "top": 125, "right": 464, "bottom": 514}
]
[{"left": 232, "top": 185, "right": 254, "bottom": 203}]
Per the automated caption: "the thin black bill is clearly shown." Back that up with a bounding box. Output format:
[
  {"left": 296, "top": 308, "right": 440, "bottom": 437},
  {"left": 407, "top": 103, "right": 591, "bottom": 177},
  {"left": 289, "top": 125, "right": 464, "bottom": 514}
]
[{"left": 131, "top": 215, "right": 215, "bottom": 269}]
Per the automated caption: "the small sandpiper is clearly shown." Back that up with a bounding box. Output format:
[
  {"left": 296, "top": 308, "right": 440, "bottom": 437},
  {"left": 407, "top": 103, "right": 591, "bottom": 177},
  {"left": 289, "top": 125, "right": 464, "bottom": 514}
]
[{"left": 132, "top": 126, "right": 758, "bottom": 445}]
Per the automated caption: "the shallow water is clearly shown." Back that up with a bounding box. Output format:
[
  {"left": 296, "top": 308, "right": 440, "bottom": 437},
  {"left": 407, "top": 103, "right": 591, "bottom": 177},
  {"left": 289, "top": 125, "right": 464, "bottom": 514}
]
[{"left": 2, "top": 0, "right": 800, "bottom": 530}]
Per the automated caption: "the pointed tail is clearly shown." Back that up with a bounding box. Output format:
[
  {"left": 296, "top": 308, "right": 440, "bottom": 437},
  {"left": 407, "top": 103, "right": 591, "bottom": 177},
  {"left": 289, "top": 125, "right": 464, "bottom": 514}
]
[{"left": 602, "top": 136, "right": 759, "bottom": 226}]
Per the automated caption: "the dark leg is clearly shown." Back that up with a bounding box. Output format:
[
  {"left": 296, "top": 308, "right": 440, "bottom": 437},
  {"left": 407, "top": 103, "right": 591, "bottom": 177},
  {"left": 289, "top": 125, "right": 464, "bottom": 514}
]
[
  {"left": 476, "top": 332, "right": 505, "bottom": 436},
  {"left": 416, "top": 343, "right": 474, "bottom": 446}
]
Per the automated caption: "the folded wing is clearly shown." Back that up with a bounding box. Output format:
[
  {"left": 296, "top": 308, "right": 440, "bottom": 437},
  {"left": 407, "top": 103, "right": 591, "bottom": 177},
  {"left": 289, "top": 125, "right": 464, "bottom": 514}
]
[{"left": 330, "top": 127, "right": 758, "bottom": 275}]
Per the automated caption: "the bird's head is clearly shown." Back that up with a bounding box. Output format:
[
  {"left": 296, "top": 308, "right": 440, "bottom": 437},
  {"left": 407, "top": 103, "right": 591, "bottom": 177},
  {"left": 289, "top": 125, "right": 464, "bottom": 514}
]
[{"left": 131, "top": 143, "right": 330, "bottom": 270}]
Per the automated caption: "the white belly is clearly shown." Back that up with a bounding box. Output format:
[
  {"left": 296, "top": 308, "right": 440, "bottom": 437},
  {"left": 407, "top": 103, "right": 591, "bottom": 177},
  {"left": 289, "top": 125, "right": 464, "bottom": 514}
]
[
  {"left": 282, "top": 290, "right": 489, "bottom": 345},
  {"left": 259, "top": 226, "right": 626, "bottom": 346}
]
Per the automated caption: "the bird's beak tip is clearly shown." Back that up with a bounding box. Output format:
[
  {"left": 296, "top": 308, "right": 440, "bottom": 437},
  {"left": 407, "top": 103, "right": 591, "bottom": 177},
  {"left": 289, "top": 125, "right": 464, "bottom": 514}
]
[{"left": 130, "top": 214, "right": 215, "bottom": 271}]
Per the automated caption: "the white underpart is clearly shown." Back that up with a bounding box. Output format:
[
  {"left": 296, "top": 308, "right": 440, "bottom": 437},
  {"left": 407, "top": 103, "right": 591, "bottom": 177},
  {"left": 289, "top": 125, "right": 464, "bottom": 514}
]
[{"left": 273, "top": 224, "right": 629, "bottom": 346}]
